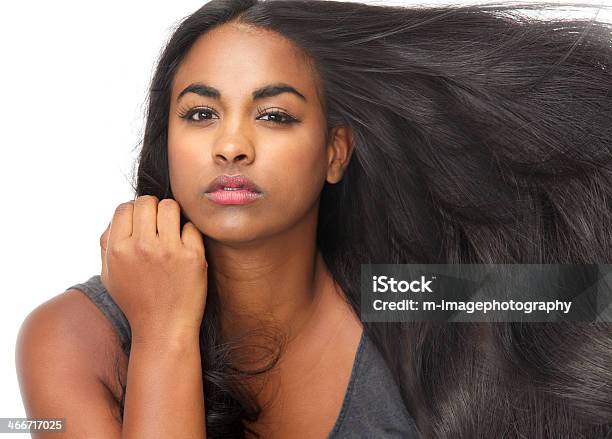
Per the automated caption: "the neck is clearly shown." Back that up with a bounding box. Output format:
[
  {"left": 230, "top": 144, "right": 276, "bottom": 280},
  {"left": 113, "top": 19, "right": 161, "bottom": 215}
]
[{"left": 204, "top": 208, "right": 330, "bottom": 345}]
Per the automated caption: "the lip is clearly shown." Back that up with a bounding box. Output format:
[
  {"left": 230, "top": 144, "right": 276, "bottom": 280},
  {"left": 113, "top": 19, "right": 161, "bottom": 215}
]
[
  {"left": 204, "top": 174, "right": 264, "bottom": 205},
  {"left": 204, "top": 189, "right": 264, "bottom": 205},
  {"left": 205, "top": 174, "right": 262, "bottom": 193}
]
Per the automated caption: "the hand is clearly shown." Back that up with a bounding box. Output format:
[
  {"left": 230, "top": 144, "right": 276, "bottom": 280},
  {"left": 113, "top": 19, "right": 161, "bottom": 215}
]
[{"left": 99, "top": 195, "right": 208, "bottom": 341}]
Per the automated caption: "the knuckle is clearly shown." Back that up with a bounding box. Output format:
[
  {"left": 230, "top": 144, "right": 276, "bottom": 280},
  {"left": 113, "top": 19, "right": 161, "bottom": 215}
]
[
  {"left": 183, "top": 248, "right": 205, "bottom": 266},
  {"left": 134, "top": 239, "right": 155, "bottom": 257},
  {"left": 159, "top": 245, "right": 177, "bottom": 261},
  {"left": 159, "top": 198, "right": 178, "bottom": 207},
  {"left": 115, "top": 201, "right": 134, "bottom": 212},
  {"left": 159, "top": 198, "right": 179, "bottom": 210},
  {"left": 108, "top": 242, "right": 128, "bottom": 258},
  {"left": 137, "top": 195, "right": 159, "bottom": 204}
]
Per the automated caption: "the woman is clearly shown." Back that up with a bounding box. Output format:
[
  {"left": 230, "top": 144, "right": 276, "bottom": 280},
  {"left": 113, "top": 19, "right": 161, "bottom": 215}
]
[{"left": 16, "top": 0, "right": 612, "bottom": 438}]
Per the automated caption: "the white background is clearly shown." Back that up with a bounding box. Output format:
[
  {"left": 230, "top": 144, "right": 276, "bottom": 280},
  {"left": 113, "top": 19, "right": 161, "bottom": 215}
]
[{"left": 1, "top": 0, "right": 610, "bottom": 435}]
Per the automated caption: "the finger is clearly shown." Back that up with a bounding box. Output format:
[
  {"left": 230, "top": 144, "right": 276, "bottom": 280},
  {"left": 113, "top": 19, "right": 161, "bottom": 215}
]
[
  {"left": 109, "top": 201, "right": 134, "bottom": 246},
  {"left": 100, "top": 221, "right": 110, "bottom": 280},
  {"left": 157, "top": 198, "right": 182, "bottom": 247},
  {"left": 132, "top": 195, "right": 159, "bottom": 242},
  {"left": 181, "top": 221, "right": 205, "bottom": 256},
  {"left": 99, "top": 221, "right": 111, "bottom": 253}
]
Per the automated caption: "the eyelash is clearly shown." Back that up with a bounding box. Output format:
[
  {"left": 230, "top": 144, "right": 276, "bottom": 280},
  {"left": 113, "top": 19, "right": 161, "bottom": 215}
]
[{"left": 177, "top": 105, "right": 299, "bottom": 125}]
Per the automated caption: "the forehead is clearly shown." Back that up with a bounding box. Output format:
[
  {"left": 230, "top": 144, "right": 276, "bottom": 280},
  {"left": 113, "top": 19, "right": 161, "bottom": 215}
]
[{"left": 171, "top": 23, "right": 318, "bottom": 103}]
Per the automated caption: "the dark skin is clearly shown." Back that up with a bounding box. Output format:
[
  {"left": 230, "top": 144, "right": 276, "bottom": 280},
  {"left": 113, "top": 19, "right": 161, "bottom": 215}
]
[
  {"left": 16, "top": 21, "right": 362, "bottom": 439},
  {"left": 168, "top": 22, "right": 355, "bottom": 344},
  {"left": 167, "top": 22, "right": 362, "bottom": 436}
]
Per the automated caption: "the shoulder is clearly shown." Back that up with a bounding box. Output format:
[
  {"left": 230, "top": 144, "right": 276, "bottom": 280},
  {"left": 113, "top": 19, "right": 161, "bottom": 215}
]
[{"left": 16, "top": 287, "right": 128, "bottom": 407}]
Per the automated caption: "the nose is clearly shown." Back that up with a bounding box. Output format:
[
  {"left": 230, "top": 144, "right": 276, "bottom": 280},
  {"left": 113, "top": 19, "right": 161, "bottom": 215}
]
[{"left": 211, "top": 131, "right": 255, "bottom": 166}]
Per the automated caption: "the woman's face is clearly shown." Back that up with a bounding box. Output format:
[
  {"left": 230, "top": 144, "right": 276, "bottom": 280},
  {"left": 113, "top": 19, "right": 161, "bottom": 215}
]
[{"left": 167, "top": 23, "right": 347, "bottom": 245}]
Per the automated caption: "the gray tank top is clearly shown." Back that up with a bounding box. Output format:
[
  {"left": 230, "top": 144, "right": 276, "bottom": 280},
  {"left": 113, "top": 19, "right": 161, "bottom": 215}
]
[{"left": 66, "top": 274, "right": 421, "bottom": 438}]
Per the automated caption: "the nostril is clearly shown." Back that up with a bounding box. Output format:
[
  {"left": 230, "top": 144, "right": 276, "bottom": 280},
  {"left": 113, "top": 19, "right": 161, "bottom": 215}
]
[{"left": 235, "top": 154, "right": 248, "bottom": 161}]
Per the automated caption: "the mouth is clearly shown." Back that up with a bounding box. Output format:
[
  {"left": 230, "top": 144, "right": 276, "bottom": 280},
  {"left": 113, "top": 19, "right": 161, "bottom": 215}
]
[
  {"left": 205, "top": 174, "right": 262, "bottom": 194},
  {"left": 204, "top": 174, "right": 264, "bottom": 205}
]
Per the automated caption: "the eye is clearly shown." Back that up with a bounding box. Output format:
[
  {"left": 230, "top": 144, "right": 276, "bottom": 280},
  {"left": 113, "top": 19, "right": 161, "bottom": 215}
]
[
  {"left": 256, "top": 107, "right": 299, "bottom": 125},
  {"left": 178, "top": 106, "right": 218, "bottom": 123},
  {"left": 177, "top": 105, "right": 299, "bottom": 126}
]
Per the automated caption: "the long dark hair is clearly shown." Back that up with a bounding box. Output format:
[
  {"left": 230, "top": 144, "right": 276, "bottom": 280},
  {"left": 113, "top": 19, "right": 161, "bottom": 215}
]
[{"left": 114, "top": 0, "right": 612, "bottom": 437}]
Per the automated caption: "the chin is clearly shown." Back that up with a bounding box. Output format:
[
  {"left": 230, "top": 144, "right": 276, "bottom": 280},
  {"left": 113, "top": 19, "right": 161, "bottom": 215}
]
[
  {"left": 202, "top": 221, "right": 289, "bottom": 246},
  {"left": 200, "top": 224, "right": 263, "bottom": 244}
]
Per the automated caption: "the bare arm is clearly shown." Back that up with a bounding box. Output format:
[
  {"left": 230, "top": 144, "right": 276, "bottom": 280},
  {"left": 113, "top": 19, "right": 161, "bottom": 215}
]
[
  {"left": 16, "top": 290, "right": 206, "bottom": 439},
  {"left": 16, "top": 292, "right": 124, "bottom": 439},
  {"left": 121, "top": 327, "right": 206, "bottom": 439},
  {"left": 18, "top": 197, "right": 208, "bottom": 438},
  {"left": 98, "top": 196, "right": 209, "bottom": 438}
]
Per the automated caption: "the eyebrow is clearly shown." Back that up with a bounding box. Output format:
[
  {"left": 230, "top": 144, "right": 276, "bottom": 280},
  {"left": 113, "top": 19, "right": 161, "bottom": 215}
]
[{"left": 176, "top": 82, "right": 307, "bottom": 103}]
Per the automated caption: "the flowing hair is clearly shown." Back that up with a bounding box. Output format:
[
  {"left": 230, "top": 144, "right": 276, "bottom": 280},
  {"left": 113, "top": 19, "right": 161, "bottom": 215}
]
[{"left": 112, "top": 0, "right": 612, "bottom": 437}]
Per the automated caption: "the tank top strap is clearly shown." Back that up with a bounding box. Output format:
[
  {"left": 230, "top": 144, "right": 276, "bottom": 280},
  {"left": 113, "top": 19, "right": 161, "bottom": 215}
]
[{"left": 65, "top": 275, "right": 131, "bottom": 355}]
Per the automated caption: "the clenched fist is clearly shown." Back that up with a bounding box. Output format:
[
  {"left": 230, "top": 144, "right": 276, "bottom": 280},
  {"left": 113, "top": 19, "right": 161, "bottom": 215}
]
[{"left": 99, "top": 195, "right": 208, "bottom": 342}]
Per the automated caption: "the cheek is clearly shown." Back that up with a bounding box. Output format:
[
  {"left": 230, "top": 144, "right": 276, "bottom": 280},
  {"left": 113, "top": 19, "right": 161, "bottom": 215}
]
[
  {"left": 272, "top": 144, "right": 328, "bottom": 207},
  {"left": 167, "top": 137, "right": 203, "bottom": 198}
]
